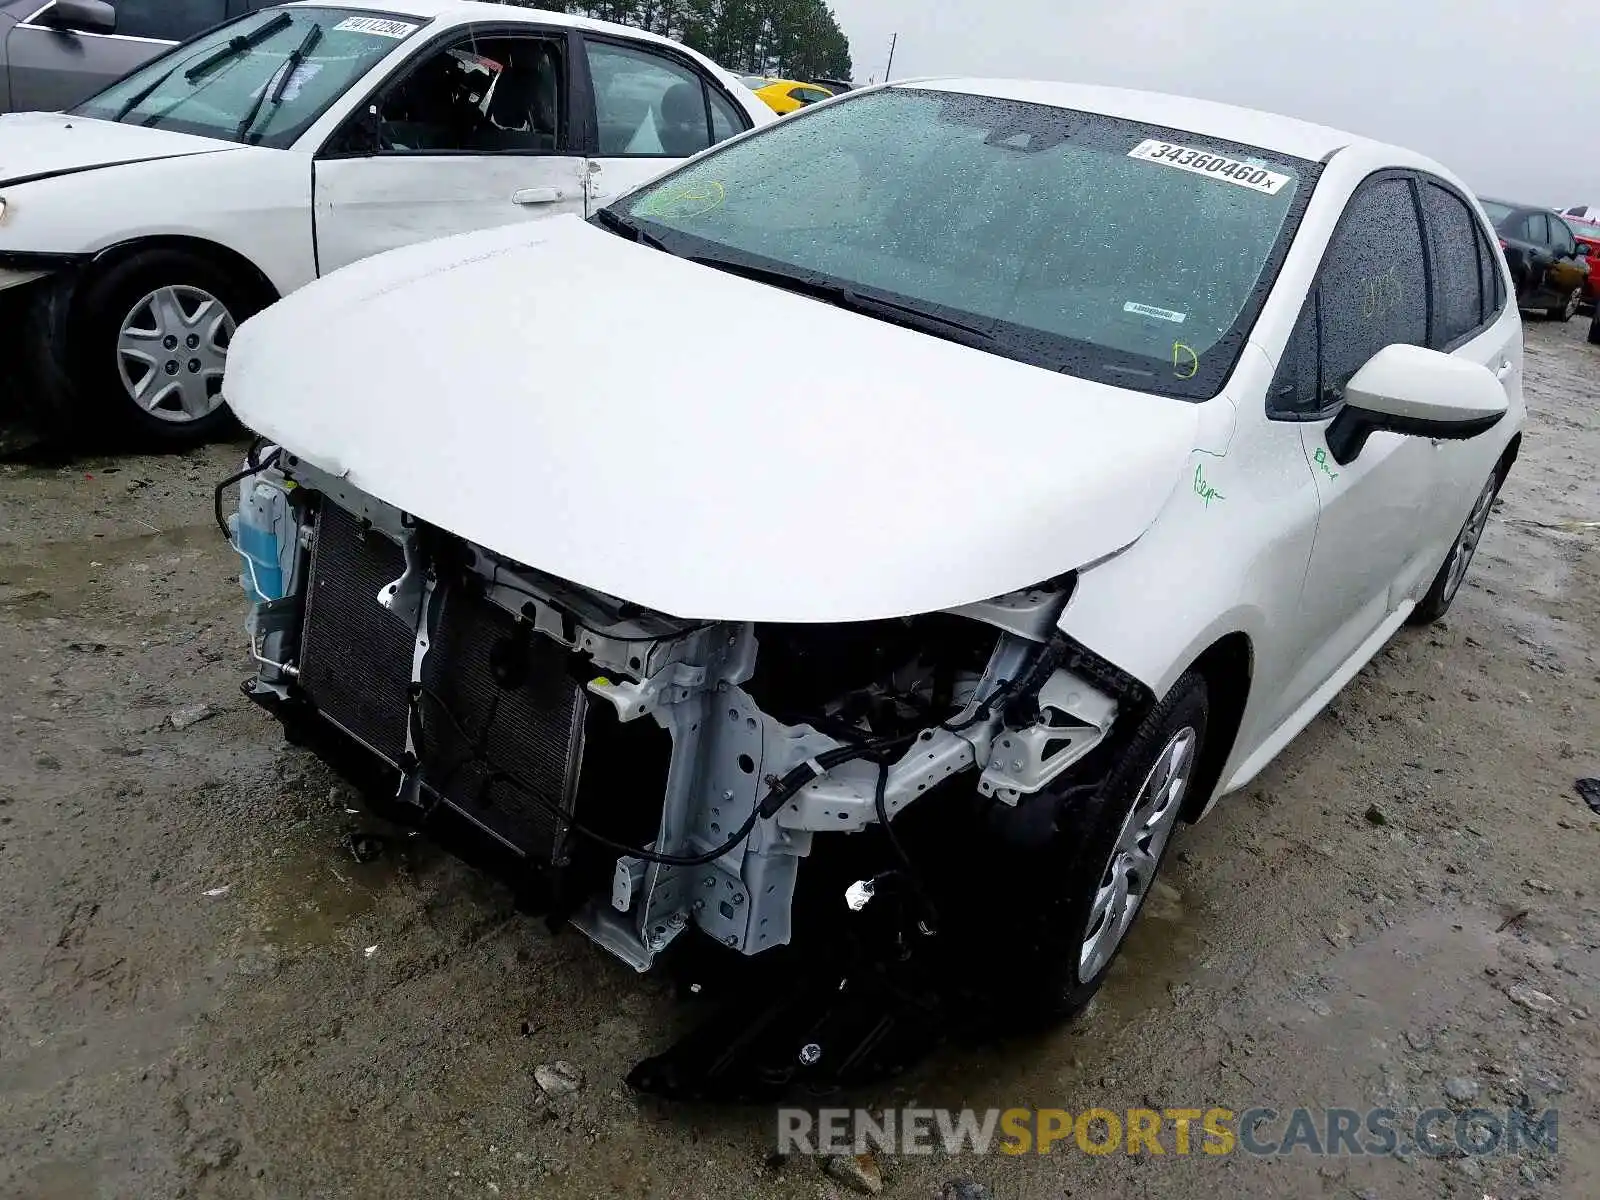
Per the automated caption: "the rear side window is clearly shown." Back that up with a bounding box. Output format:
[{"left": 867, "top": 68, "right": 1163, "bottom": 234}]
[
  {"left": 1420, "top": 182, "right": 1485, "bottom": 346},
  {"left": 584, "top": 39, "right": 748, "bottom": 157},
  {"left": 1317, "top": 177, "right": 1429, "bottom": 401},
  {"left": 1478, "top": 224, "right": 1506, "bottom": 314},
  {"left": 708, "top": 86, "right": 744, "bottom": 141}
]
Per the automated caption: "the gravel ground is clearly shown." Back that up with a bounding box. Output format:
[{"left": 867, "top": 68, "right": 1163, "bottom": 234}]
[{"left": 1, "top": 319, "right": 1597, "bottom": 1200}]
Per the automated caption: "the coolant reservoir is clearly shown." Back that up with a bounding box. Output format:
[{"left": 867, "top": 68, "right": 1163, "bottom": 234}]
[{"left": 232, "top": 474, "right": 296, "bottom": 604}]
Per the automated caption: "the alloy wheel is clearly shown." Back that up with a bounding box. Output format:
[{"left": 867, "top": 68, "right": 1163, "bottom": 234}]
[
  {"left": 1566, "top": 288, "right": 1582, "bottom": 320},
  {"left": 115, "top": 285, "right": 235, "bottom": 423},
  {"left": 1079, "top": 725, "right": 1196, "bottom": 983},
  {"left": 1441, "top": 474, "right": 1498, "bottom": 606}
]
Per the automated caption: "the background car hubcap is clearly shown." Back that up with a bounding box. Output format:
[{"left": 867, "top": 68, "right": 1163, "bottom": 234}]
[
  {"left": 1079, "top": 725, "right": 1196, "bottom": 983},
  {"left": 116, "top": 285, "right": 235, "bottom": 422},
  {"left": 1442, "top": 475, "right": 1497, "bottom": 604}
]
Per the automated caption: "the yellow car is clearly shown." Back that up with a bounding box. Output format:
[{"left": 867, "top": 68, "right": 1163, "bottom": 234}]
[{"left": 741, "top": 76, "right": 834, "bottom": 115}]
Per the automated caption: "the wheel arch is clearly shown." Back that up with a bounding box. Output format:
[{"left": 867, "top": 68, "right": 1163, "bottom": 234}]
[
  {"left": 1176, "top": 631, "right": 1253, "bottom": 822},
  {"left": 84, "top": 235, "right": 282, "bottom": 313},
  {"left": 1497, "top": 432, "right": 1521, "bottom": 478}
]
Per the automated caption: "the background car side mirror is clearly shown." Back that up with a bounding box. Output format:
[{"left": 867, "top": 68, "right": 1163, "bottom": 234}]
[
  {"left": 1325, "top": 344, "right": 1507, "bottom": 465},
  {"left": 43, "top": 0, "right": 117, "bottom": 34}
]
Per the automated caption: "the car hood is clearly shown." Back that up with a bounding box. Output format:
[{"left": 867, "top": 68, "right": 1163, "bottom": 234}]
[
  {"left": 226, "top": 217, "right": 1202, "bottom": 623},
  {"left": 0, "top": 112, "right": 233, "bottom": 187}
]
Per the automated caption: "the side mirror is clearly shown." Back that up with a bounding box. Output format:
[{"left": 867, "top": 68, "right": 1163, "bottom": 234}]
[
  {"left": 1326, "top": 343, "right": 1507, "bottom": 465},
  {"left": 43, "top": 0, "right": 117, "bottom": 34}
]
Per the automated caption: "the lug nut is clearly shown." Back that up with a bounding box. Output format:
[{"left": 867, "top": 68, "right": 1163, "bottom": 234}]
[
  {"left": 164, "top": 360, "right": 179, "bottom": 375},
  {"left": 162, "top": 335, "right": 178, "bottom": 350},
  {"left": 187, "top": 359, "right": 202, "bottom": 373},
  {"left": 186, "top": 334, "right": 200, "bottom": 349}
]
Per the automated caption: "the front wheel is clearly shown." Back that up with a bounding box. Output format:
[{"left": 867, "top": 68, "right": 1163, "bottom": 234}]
[
  {"left": 970, "top": 672, "right": 1210, "bottom": 1024},
  {"left": 1588, "top": 309, "right": 1600, "bottom": 345},
  {"left": 64, "top": 248, "right": 265, "bottom": 446},
  {"left": 1407, "top": 465, "right": 1502, "bottom": 625}
]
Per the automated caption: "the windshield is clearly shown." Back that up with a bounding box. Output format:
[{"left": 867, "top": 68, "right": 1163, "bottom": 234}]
[
  {"left": 616, "top": 88, "right": 1315, "bottom": 399},
  {"left": 72, "top": 8, "right": 427, "bottom": 150}
]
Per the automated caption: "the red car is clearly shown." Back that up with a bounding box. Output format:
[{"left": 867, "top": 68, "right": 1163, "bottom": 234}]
[{"left": 1566, "top": 216, "right": 1600, "bottom": 305}]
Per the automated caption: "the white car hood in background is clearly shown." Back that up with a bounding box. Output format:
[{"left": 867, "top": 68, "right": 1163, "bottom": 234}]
[
  {"left": 226, "top": 217, "right": 1202, "bottom": 623},
  {"left": 0, "top": 112, "right": 232, "bottom": 184}
]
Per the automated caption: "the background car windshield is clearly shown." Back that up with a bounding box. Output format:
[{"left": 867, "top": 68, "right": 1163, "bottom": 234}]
[
  {"left": 620, "top": 88, "right": 1310, "bottom": 398},
  {"left": 72, "top": 8, "right": 424, "bottom": 150}
]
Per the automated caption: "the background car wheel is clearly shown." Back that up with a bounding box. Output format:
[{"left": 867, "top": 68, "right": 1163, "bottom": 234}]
[
  {"left": 965, "top": 671, "right": 1210, "bottom": 1026},
  {"left": 1548, "top": 287, "right": 1581, "bottom": 322},
  {"left": 1589, "top": 310, "right": 1600, "bottom": 345},
  {"left": 68, "top": 248, "right": 266, "bottom": 446},
  {"left": 1407, "top": 464, "right": 1504, "bottom": 626}
]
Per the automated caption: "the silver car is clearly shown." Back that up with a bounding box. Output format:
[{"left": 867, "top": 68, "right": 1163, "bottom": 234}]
[{"left": 0, "top": 1, "right": 273, "bottom": 113}]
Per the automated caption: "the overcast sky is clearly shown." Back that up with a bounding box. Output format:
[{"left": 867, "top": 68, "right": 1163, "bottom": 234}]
[{"left": 828, "top": 0, "right": 1585, "bottom": 207}]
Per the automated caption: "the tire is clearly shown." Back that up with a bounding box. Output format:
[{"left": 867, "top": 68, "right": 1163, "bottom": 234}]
[
  {"left": 63, "top": 248, "right": 266, "bottom": 446},
  {"left": 1407, "top": 463, "right": 1503, "bottom": 626},
  {"left": 966, "top": 672, "right": 1210, "bottom": 1025},
  {"left": 1589, "top": 310, "right": 1600, "bottom": 345},
  {"left": 1548, "top": 287, "right": 1582, "bottom": 322}
]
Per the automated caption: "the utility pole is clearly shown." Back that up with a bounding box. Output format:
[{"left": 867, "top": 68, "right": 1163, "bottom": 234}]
[{"left": 884, "top": 32, "right": 897, "bottom": 82}]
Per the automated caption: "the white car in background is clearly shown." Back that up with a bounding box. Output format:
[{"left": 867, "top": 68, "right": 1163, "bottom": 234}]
[
  {"left": 0, "top": 0, "right": 770, "bottom": 442},
  {"left": 220, "top": 80, "right": 1524, "bottom": 1085}
]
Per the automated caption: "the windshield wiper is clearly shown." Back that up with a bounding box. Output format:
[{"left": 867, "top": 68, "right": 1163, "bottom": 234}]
[
  {"left": 686, "top": 254, "right": 997, "bottom": 343},
  {"left": 108, "top": 11, "right": 292, "bottom": 124},
  {"left": 184, "top": 11, "right": 292, "bottom": 83},
  {"left": 593, "top": 207, "right": 665, "bottom": 250},
  {"left": 235, "top": 21, "right": 321, "bottom": 144}
]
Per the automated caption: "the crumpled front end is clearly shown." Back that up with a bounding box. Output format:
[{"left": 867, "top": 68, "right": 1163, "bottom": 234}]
[{"left": 230, "top": 447, "right": 1138, "bottom": 977}]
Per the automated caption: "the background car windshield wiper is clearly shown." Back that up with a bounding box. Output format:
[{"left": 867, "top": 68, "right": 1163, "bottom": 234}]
[
  {"left": 235, "top": 22, "right": 322, "bottom": 144},
  {"left": 593, "top": 208, "right": 665, "bottom": 250},
  {"left": 688, "top": 254, "right": 997, "bottom": 343}
]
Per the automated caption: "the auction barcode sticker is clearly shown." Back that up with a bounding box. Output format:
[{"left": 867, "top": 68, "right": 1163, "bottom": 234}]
[
  {"left": 333, "top": 16, "right": 419, "bottom": 38},
  {"left": 1127, "top": 139, "right": 1291, "bottom": 195}
]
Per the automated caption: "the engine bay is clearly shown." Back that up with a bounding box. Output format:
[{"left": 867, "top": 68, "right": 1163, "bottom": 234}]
[{"left": 231, "top": 446, "right": 1125, "bottom": 977}]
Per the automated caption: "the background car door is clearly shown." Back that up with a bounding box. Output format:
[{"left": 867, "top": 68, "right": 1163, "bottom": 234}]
[
  {"left": 2, "top": 0, "right": 211, "bottom": 111},
  {"left": 1543, "top": 211, "right": 1587, "bottom": 303},
  {"left": 1510, "top": 210, "right": 1560, "bottom": 306},
  {"left": 1278, "top": 175, "right": 1440, "bottom": 708},
  {"left": 313, "top": 26, "right": 588, "bottom": 276},
  {"left": 578, "top": 35, "right": 752, "bottom": 212}
]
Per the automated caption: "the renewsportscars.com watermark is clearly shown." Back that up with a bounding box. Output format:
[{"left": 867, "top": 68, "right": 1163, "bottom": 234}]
[{"left": 778, "top": 1106, "right": 1559, "bottom": 1158}]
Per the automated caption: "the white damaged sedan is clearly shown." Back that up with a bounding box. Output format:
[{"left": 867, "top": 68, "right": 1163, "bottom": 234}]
[
  {"left": 0, "top": 0, "right": 769, "bottom": 442},
  {"left": 221, "top": 80, "right": 1522, "bottom": 1086}
]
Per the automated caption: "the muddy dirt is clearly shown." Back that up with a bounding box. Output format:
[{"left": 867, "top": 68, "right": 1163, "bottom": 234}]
[{"left": 2, "top": 319, "right": 1598, "bottom": 1200}]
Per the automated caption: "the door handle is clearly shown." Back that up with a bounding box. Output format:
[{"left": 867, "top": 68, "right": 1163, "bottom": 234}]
[
  {"left": 1495, "top": 359, "right": 1513, "bottom": 381},
  {"left": 512, "top": 187, "right": 567, "bottom": 206}
]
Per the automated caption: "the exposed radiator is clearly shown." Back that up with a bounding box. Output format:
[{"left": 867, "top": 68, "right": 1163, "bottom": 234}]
[
  {"left": 297, "top": 503, "right": 413, "bottom": 763},
  {"left": 419, "top": 587, "right": 587, "bottom": 859},
  {"left": 297, "top": 502, "right": 587, "bottom": 859}
]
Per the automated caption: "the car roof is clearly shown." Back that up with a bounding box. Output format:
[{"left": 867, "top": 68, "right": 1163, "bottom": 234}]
[
  {"left": 281, "top": 0, "right": 699, "bottom": 52},
  {"left": 901, "top": 78, "right": 1391, "bottom": 164},
  {"left": 1479, "top": 196, "right": 1552, "bottom": 212}
]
